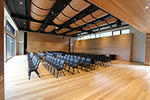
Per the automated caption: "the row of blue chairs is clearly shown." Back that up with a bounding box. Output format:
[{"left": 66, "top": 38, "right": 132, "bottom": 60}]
[
  {"left": 46, "top": 52, "right": 97, "bottom": 72},
  {"left": 27, "top": 52, "right": 41, "bottom": 80},
  {"left": 53, "top": 52, "right": 112, "bottom": 67},
  {"left": 43, "top": 55, "right": 66, "bottom": 78}
]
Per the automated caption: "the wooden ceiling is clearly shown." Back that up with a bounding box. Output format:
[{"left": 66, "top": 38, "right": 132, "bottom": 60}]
[
  {"left": 88, "top": 0, "right": 150, "bottom": 34},
  {"left": 5, "top": 0, "right": 128, "bottom": 37}
]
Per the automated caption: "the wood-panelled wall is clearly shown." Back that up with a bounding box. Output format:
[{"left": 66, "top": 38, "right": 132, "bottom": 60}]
[
  {"left": 74, "top": 34, "right": 133, "bottom": 61},
  {"left": 27, "top": 32, "right": 69, "bottom": 53},
  {"left": 145, "top": 34, "right": 150, "bottom": 65},
  {"left": 0, "top": 0, "right": 4, "bottom": 99}
]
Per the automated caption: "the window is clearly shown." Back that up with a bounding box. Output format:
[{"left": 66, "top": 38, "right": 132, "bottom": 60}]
[
  {"left": 83, "top": 35, "right": 90, "bottom": 40},
  {"left": 7, "top": 35, "right": 15, "bottom": 59},
  {"left": 6, "top": 21, "right": 15, "bottom": 35},
  {"left": 81, "top": 37, "right": 84, "bottom": 40},
  {"left": 101, "top": 32, "right": 112, "bottom": 37},
  {"left": 91, "top": 34, "right": 95, "bottom": 39},
  {"left": 113, "top": 30, "right": 120, "bottom": 36},
  {"left": 121, "top": 29, "right": 130, "bottom": 34},
  {"left": 96, "top": 33, "right": 100, "bottom": 38},
  {"left": 77, "top": 37, "right": 81, "bottom": 40}
]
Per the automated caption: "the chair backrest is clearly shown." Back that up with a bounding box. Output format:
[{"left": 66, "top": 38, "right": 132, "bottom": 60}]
[
  {"left": 54, "top": 58, "right": 57, "bottom": 62},
  {"left": 74, "top": 56, "right": 77, "bottom": 59},
  {"left": 32, "top": 55, "right": 41, "bottom": 69},
  {"left": 70, "top": 58, "right": 74, "bottom": 62},
  {"left": 61, "top": 56, "right": 64, "bottom": 59},
  {"left": 66, "top": 57, "right": 70, "bottom": 61},
  {"left": 51, "top": 57, "right": 54, "bottom": 61},
  {"left": 86, "top": 58, "right": 91, "bottom": 63},
  {"left": 38, "top": 52, "right": 44, "bottom": 59},
  {"left": 67, "top": 55, "right": 70, "bottom": 58},
  {"left": 45, "top": 55, "right": 49, "bottom": 60},
  {"left": 35, "top": 59, "right": 41, "bottom": 69},
  {"left": 30, "top": 52, "right": 34, "bottom": 59},
  {"left": 57, "top": 59, "right": 61, "bottom": 63},
  {"left": 70, "top": 55, "right": 73, "bottom": 58},
  {"left": 63, "top": 56, "right": 67, "bottom": 60},
  {"left": 65, "top": 54, "right": 67, "bottom": 56},
  {"left": 74, "top": 59, "right": 79, "bottom": 64},
  {"left": 32, "top": 56, "right": 38, "bottom": 66},
  {"left": 60, "top": 60, "right": 65, "bottom": 68},
  {"left": 81, "top": 57, "right": 86, "bottom": 61},
  {"left": 77, "top": 56, "right": 81, "bottom": 60}
]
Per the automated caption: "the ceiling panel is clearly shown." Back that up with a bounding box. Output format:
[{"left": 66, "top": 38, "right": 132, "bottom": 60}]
[
  {"left": 88, "top": 0, "right": 149, "bottom": 34},
  {"left": 5, "top": 0, "right": 128, "bottom": 37}
]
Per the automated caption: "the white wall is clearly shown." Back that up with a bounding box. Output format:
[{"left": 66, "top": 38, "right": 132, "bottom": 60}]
[{"left": 131, "top": 27, "right": 146, "bottom": 63}]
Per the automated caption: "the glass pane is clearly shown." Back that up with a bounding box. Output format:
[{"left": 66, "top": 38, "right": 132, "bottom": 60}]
[
  {"left": 83, "top": 35, "right": 90, "bottom": 40},
  {"left": 122, "top": 29, "right": 130, "bottom": 34},
  {"left": 96, "top": 33, "right": 100, "bottom": 38},
  {"left": 6, "top": 21, "right": 15, "bottom": 35},
  {"left": 91, "top": 34, "right": 95, "bottom": 39},
  {"left": 113, "top": 31, "right": 120, "bottom": 36},
  {"left": 101, "top": 32, "right": 112, "bottom": 37},
  {"left": 7, "top": 35, "right": 15, "bottom": 59},
  {"left": 81, "top": 37, "right": 84, "bottom": 40},
  {"left": 77, "top": 37, "right": 81, "bottom": 40}
]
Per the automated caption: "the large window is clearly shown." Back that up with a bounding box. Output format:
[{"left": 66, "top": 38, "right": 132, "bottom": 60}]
[
  {"left": 76, "top": 28, "right": 131, "bottom": 41},
  {"left": 101, "top": 32, "right": 112, "bottom": 37},
  {"left": 121, "top": 29, "right": 130, "bottom": 34},
  {"left": 96, "top": 33, "right": 100, "bottom": 38},
  {"left": 113, "top": 30, "right": 120, "bottom": 36},
  {"left": 6, "top": 21, "right": 15, "bottom": 35},
  {"left": 91, "top": 34, "right": 95, "bottom": 39},
  {"left": 83, "top": 35, "right": 90, "bottom": 40},
  {"left": 7, "top": 35, "right": 15, "bottom": 59}
]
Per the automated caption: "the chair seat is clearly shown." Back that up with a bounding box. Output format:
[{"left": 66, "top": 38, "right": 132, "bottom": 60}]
[
  {"left": 54, "top": 66, "right": 63, "bottom": 70},
  {"left": 72, "top": 64, "right": 78, "bottom": 68},
  {"left": 28, "top": 61, "right": 36, "bottom": 71}
]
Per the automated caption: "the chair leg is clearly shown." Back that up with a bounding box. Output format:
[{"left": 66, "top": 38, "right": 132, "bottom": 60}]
[
  {"left": 28, "top": 71, "right": 31, "bottom": 80},
  {"left": 35, "top": 70, "right": 41, "bottom": 78},
  {"left": 86, "top": 66, "right": 88, "bottom": 71},
  {"left": 76, "top": 68, "right": 80, "bottom": 73},
  {"left": 56, "top": 71, "right": 59, "bottom": 78},
  {"left": 46, "top": 64, "right": 49, "bottom": 69},
  {"left": 68, "top": 66, "right": 70, "bottom": 72},
  {"left": 81, "top": 65, "right": 83, "bottom": 70},
  {"left": 50, "top": 67, "right": 52, "bottom": 73},
  {"left": 53, "top": 69, "right": 55, "bottom": 75},
  {"left": 72, "top": 68, "right": 75, "bottom": 75},
  {"left": 61, "top": 70, "right": 66, "bottom": 76}
]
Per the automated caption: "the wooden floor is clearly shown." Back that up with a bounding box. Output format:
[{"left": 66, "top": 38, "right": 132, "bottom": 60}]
[{"left": 5, "top": 55, "right": 150, "bottom": 100}]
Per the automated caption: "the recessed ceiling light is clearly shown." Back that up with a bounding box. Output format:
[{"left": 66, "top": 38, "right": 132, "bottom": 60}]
[
  {"left": 56, "top": 27, "right": 59, "bottom": 29},
  {"left": 145, "top": 6, "right": 149, "bottom": 9},
  {"left": 20, "top": 2, "right": 23, "bottom": 5}
]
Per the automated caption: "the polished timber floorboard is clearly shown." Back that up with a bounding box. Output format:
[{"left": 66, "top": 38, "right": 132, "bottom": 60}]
[{"left": 5, "top": 55, "right": 150, "bottom": 100}]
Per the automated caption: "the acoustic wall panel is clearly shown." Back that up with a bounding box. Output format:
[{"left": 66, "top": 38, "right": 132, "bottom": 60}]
[
  {"left": 74, "top": 34, "right": 133, "bottom": 61},
  {"left": 145, "top": 34, "right": 150, "bottom": 65},
  {"left": 27, "top": 32, "right": 69, "bottom": 53}
]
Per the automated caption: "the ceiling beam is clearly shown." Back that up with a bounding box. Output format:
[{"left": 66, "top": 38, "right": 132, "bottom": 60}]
[{"left": 11, "top": 14, "right": 44, "bottom": 23}]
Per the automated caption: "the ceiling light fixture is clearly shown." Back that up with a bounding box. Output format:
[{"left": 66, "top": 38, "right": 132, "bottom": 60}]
[
  {"left": 56, "top": 27, "right": 59, "bottom": 29},
  {"left": 145, "top": 6, "right": 149, "bottom": 9},
  {"left": 20, "top": 1, "right": 23, "bottom": 5}
]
